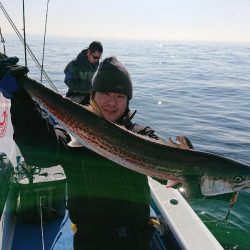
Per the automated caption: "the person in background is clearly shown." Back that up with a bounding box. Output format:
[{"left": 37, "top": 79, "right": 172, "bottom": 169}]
[
  {"left": 0, "top": 56, "right": 192, "bottom": 250},
  {"left": 64, "top": 41, "right": 103, "bottom": 103}
]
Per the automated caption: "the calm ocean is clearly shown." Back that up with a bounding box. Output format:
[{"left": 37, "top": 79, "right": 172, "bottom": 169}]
[{"left": 3, "top": 34, "right": 250, "bottom": 249}]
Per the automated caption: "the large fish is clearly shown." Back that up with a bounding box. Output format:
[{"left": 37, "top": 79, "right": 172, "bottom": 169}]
[{"left": 18, "top": 75, "right": 250, "bottom": 198}]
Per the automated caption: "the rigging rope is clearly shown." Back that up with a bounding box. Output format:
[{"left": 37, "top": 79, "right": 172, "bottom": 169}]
[
  {"left": 0, "top": 2, "right": 58, "bottom": 92},
  {"left": 41, "top": 0, "right": 50, "bottom": 83}
]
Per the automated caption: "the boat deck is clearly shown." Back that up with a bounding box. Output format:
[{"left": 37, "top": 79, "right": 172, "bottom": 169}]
[
  {"left": 12, "top": 211, "right": 74, "bottom": 250},
  {"left": 11, "top": 210, "right": 169, "bottom": 250},
  {"left": 0, "top": 178, "right": 224, "bottom": 250}
]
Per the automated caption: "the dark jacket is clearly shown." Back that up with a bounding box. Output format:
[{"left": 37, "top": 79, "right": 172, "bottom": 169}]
[
  {"left": 10, "top": 89, "right": 158, "bottom": 229},
  {"left": 64, "top": 49, "right": 99, "bottom": 103}
]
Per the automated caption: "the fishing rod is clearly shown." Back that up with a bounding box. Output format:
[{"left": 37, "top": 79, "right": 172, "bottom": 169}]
[
  {"left": 0, "top": 2, "right": 58, "bottom": 92},
  {"left": 0, "top": 27, "right": 6, "bottom": 54},
  {"left": 41, "top": 0, "right": 50, "bottom": 83},
  {"left": 22, "top": 0, "right": 27, "bottom": 67}
]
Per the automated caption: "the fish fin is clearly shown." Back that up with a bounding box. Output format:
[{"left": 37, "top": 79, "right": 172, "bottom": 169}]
[
  {"left": 67, "top": 133, "right": 84, "bottom": 148},
  {"left": 176, "top": 136, "right": 194, "bottom": 150},
  {"left": 166, "top": 137, "right": 177, "bottom": 147},
  {"left": 166, "top": 136, "right": 194, "bottom": 150}
]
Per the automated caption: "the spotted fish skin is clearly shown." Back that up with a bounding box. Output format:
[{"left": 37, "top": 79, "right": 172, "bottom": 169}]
[{"left": 19, "top": 75, "right": 250, "bottom": 197}]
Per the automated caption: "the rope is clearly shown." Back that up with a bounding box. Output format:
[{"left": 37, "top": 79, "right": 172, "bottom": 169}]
[
  {"left": 41, "top": 0, "right": 50, "bottom": 83},
  {"left": 39, "top": 196, "right": 45, "bottom": 250},
  {"left": 0, "top": 2, "right": 58, "bottom": 92}
]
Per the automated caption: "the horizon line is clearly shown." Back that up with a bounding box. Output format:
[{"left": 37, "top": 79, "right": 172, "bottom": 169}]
[{"left": 3, "top": 32, "right": 250, "bottom": 45}]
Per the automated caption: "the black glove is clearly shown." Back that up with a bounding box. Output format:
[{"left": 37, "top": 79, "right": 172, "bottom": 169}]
[
  {"left": 8, "top": 65, "right": 29, "bottom": 78},
  {"left": 0, "top": 56, "right": 29, "bottom": 99},
  {"left": 0, "top": 56, "right": 29, "bottom": 79},
  {"left": 0, "top": 56, "right": 19, "bottom": 78},
  {"left": 0, "top": 73, "right": 19, "bottom": 99}
]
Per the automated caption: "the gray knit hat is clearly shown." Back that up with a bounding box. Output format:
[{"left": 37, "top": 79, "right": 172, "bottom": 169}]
[{"left": 92, "top": 56, "right": 133, "bottom": 100}]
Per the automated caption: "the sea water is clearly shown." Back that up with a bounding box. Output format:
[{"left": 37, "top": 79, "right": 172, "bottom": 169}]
[{"left": 3, "top": 34, "right": 250, "bottom": 249}]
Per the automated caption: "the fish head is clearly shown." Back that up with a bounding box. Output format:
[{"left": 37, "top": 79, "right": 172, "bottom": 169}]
[{"left": 200, "top": 174, "right": 250, "bottom": 196}]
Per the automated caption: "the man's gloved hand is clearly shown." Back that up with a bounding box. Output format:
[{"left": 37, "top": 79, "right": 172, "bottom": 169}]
[
  {"left": 0, "top": 56, "right": 20, "bottom": 78},
  {"left": 0, "top": 73, "right": 19, "bottom": 99},
  {"left": 0, "top": 64, "right": 29, "bottom": 99},
  {"left": 8, "top": 65, "right": 29, "bottom": 78}
]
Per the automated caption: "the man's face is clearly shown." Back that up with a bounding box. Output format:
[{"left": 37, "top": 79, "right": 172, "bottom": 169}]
[
  {"left": 87, "top": 50, "right": 102, "bottom": 64},
  {"left": 94, "top": 92, "right": 128, "bottom": 122}
]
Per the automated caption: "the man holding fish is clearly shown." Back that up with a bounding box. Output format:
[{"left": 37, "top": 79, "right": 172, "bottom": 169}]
[{"left": 0, "top": 55, "right": 192, "bottom": 249}]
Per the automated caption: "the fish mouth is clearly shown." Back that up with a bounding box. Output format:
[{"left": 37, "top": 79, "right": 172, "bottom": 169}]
[
  {"left": 200, "top": 176, "right": 250, "bottom": 196},
  {"left": 234, "top": 182, "right": 250, "bottom": 189}
]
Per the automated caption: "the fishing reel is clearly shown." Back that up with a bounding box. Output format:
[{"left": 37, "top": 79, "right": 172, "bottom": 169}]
[
  {"left": 14, "top": 159, "right": 67, "bottom": 223},
  {"left": 17, "top": 160, "right": 42, "bottom": 184}
]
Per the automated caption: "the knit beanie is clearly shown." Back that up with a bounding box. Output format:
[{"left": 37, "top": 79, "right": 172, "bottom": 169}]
[{"left": 92, "top": 56, "right": 133, "bottom": 100}]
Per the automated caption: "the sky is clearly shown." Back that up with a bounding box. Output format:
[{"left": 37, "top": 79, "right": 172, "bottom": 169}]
[{"left": 1, "top": 0, "right": 250, "bottom": 43}]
